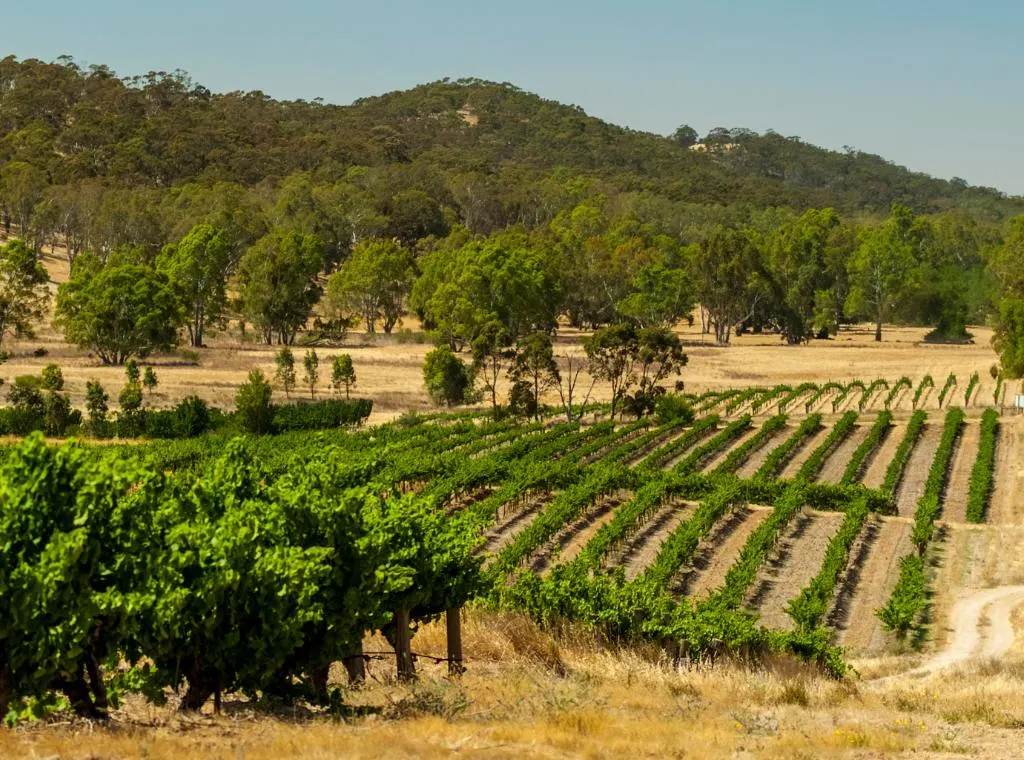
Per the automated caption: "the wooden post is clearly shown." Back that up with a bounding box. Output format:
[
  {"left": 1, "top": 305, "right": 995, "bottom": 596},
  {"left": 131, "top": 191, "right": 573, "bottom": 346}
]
[
  {"left": 343, "top": 655, "right": 365, "bottom": 684},
  {"left": 446, "top": 607, "right": 464, "bottom": 677},
  {"left": 395, "top": 607, "right": 415, "bottom": 681}
]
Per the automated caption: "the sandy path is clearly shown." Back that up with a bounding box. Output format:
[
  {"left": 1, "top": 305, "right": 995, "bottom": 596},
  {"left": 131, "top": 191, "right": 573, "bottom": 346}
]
[
  {"left": 859, "top": 423, "right": 901, "bottom": 489},
  {"left": 835, "top": 517, "right": 914, "bottom": 653},
  {"left": 877, "top": 586, "right": 1024, "bottom": 681},
  {"left": 746, "top": 510, "right": 844, "bottom": 631},
  {"left": 733, "top": 427, "right": 789, "bottom": 479},
  {"left": 777, "top": 425, "right": 831, "bottom": 480},
  {"left": 699, "top": 426, "right": 762, "bottom": 473},
  {"left": 530, "top": 492, "right": 629, "bottom": 574},
  {"left": 615, "top": 501, "right": 697, "bottom": 581},
  {"left": 816, "top": 422, "right": 871, "bottom": 484},
  {"left": 894, "top": 423, "right": 943, "bottom": 516},
  {"left": 942, "top": 421, "right": 981, "bottom": 523},
  {"left": 678, "top": 506, "right": 772, "bottom": 598},
  {"left": 989, "top": 416, "right": 1024, "bottom": 525}
]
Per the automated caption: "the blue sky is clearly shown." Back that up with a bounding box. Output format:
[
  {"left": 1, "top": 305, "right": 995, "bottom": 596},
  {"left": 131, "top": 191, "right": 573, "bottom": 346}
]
[{"left": 7, "top": 0, "right": 1024, "bottom": 194}]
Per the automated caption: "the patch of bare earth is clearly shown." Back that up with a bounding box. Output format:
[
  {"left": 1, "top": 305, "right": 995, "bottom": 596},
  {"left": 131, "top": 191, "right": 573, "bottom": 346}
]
[
  {"left": 733, "top": 428, "right": 789, "bottom": 479},
  {"left": 859, "top": 423, "right": 902, "bottom": 489},
  {"left": 834, "top": 516, "right": 914, "bottom": 653},
  {"left": 611, "top": 500, "right": 697, "bottom": 581},
  {"left": 529, "top": 492, "right": 630, "bottom": 574},
  {"left": 815, "top": 422, "right": 871, "bottom": 483},
  {"left": 777, "top": 425, "right": 831, "bottom": 480},
  {"left": 699, "top": 425, "right": 762, "bottom": 473},
  {"left": 746, "top": 509, "right": 844, "bottom": 631},
  {"left": 894, "top": 423, "right": 944, "bottom": 516},
  {"left": 676, "top": 506, "right": 771, "bottom": 598},
  {"left": 941, "top": 420, "right": 981, "bottom": 523}
]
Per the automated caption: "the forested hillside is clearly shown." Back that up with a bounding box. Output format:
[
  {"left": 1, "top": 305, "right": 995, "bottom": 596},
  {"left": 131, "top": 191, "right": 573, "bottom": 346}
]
[{"left": 1, "top": 55, "right": 1021, "bottom": 230}]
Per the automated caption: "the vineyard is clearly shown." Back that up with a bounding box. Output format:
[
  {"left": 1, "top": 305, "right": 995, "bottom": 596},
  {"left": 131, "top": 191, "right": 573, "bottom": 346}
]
[{"left": 0, "top": 375, "right": 1015, "bottom": 723}]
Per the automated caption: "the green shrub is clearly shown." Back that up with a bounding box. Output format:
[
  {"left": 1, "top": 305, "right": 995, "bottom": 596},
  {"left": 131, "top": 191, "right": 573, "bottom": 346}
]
[
  {"left": 654, "top": 393, "right": 695, "bottom": 425},
  {"left": 423, "top": 346, "right": 472, "bottom": 407},
  {"left": 236, "top": 369, "right": 275, "bottom": 435},
  {"left": 273, "top": 399, "right": 373, "bottom": 431}
]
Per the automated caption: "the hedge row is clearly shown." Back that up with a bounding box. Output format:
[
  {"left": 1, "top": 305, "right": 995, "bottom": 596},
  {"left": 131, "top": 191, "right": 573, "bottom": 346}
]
[
  {"left": 966, "top": 409, "right": 999, "bottom": 523},
  {"left": 911, "top": 406, "right": 965, "bottom": 551}
]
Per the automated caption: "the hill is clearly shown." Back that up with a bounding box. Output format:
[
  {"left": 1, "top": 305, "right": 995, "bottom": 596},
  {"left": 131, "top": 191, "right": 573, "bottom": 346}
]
[{"left": 2, "top": 56, "right": 1022, "bottom": 231}]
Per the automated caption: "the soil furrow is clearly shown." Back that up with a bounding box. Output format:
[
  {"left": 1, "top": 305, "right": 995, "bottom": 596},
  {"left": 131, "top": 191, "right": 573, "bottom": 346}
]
[
  {"left": 834, "top": 517, "right": 914, "bottom": 653},
  {"left": 614, "top": 500, "right": 698, "bottom": 581},
  {"left": 700, "top": 426, "right": 762, "bottom": 473},
  {"left": 733, "top": 428, "right": 789, "bottom": 479},
  {"left": 530, "top": 492, "right": 629, "bottom": 574},
  {"left": 481, "top": 494, "right": 548, "bottom": 557},
  {"left": 859, "top": 423, "right": 902, "bottom": 489},
  {"left": 778, "top": 425, "right": 831, "bottom": 480},
  {"left": 989, "top": 416, "right": 1023, "bottom": 525},
  {"left": 746, "top": 510, "right": 845, "bottom": 631},
  {"left": 816, "top": 422, "right": 871, "bottom": 483},
  {"left": 894, "top": 423, "right": 943, "bottom": 517},
  {"left": 676, "top": 506, "right": 772, "bottom": 598},
  {"left": 941, "top": 421, "right": 981, "bottom": 523}
]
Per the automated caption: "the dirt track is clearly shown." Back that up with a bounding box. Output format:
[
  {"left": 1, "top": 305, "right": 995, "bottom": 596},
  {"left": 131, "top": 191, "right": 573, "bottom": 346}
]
[
  {"left": 747, "top": 509, "right": 844, "bottom": 631},
  {"left": 836, "top": 516, "right": 914, "bottom": 653},
  {"left": 875, "top": 585, "right": 1024, "bottom": 682},
  {"left": 942, "top": 421, "right": 981, "bottom": 523}
]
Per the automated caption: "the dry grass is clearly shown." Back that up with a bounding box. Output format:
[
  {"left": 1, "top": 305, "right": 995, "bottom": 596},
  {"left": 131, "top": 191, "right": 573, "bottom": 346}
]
[{"left": 6, "top": 611, "right": 1024, "bottom": 759}]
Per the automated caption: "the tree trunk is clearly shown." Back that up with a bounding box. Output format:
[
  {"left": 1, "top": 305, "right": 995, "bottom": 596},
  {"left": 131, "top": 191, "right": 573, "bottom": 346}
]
[
  {"left": 394, "top": 607, "right": 415, "bottom": 682},
  {"left": 85, "top": 650, "right": 108, "bottom": 710},
  {"left": 446, "top": 608, "right": 464, "bottom": 677},
  {"left": 875, "top": 317, "right": 882, "bottom": 343}
]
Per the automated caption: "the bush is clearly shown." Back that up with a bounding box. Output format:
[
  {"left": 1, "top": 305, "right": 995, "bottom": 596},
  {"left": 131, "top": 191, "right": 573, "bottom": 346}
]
[
  {"left": 423, "top": 346, "right": 472, "bottom": 407},
  {"left": 143, "top": 396, "right": 213, "bottom": 439},
  {"left": 272, "top": 399, "right": 373, "bottom": 432},
  {"left": 236, "top": 369, "right": 275, "bottom": 435},
  {"left": 654, "top": 393, "right": 695, "bottom": 425}
]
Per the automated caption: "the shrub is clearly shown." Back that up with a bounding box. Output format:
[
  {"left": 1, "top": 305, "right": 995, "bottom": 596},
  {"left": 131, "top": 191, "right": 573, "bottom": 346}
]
[
  {"left": 654, "top": 393, "right": 695, "bottom": 425},
  {"left": 236, "top": 369, "right": 275, "bottom": 435},
  {"left": 32, "top": 347, "right": 47, "bottom": 357},
  {"left": 85, "top": 380, "right": 109, "bottom": 436},
  {"left": 43, "top": 392, "right": 76, "bottom": 436},
  {"left": 423, "top": 346, "right": 472, "bottom": 407},
  {"left": 143, "top": 367, "right": 158, "bottom": 396},
  {"left": 117, "top": 382, "right": 144, "bottom": 438},
  {"left": 40, "top": 364, "right": 64, "bottom": 391},
  {"left": 272, "top": 399, "right": 373, "bottom": 431}
]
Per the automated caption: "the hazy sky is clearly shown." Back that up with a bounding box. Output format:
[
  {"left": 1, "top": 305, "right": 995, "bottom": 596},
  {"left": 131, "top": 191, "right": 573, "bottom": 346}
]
[{"left": 7, "top": 0, "right": 1024, "bottom": 194}]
